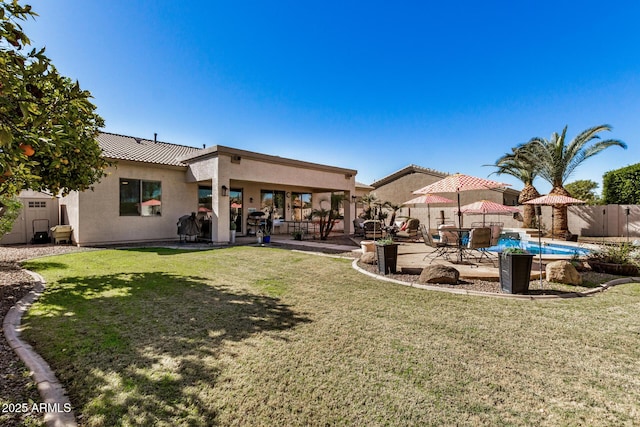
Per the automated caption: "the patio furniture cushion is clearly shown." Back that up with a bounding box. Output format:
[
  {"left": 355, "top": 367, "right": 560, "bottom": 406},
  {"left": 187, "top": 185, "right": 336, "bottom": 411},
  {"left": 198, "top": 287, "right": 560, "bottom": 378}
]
[{"left": 396, "top": 218, "right": 420, "bottom": 239}]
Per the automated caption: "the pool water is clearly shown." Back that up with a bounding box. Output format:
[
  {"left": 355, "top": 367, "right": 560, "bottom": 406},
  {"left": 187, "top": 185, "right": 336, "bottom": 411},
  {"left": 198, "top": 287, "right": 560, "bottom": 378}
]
[{"left": 487, "top": 238, "right": 591, "bottom": 256}]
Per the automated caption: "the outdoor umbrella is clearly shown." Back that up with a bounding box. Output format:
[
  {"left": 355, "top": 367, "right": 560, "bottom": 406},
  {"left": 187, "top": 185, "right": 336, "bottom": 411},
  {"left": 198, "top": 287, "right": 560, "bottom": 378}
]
[
  {"left": 523, "top": 194, "right": 585, "bottom": 240},
  {"left": 412, "top": 173, "right": 511, "bottom": 228},
  {"left": 457, "top": 199, "right": 520, "bottom": 227},
  {"left": 523, "top": 194, "right": 585, "bottom": 206},
  {"left": 523, "top": 193, "right": 586, "bottom": 285},
  {"left": 413, "top": 174, "right": 510, "bottom": 264},
  {"left": 402, "top": 194, "right": 454, "bottom": 231}
]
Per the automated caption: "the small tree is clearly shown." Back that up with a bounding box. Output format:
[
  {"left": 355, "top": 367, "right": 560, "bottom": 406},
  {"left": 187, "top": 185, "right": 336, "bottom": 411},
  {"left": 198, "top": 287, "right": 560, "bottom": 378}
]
[
  {"left": 359, "top": 192, "right": 380, "bottom": 220},
  {"left": 603, "top": 163, "right": 640, "bottom": 204},
  {"left": 565, "top": 179, "right": 601, "bottom": 205},
  {"left": 309, "top": 193, "right": 345, "bottom": 240},
  {"left": 0, "top": 194, "right": 22, "bottom": 235},
  {"left": 383, "top": 201, "right": 402, "bottom": 226}
]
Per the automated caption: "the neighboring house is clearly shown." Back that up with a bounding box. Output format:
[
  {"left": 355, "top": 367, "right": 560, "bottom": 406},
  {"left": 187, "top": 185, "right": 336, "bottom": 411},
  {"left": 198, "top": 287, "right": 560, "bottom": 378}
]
[
  {"left": 368, "top": 164, "right": 521, "bottom": 228},
  {"left": 370, "top": 164, "right": 520, "bottom": 206},
  {"left": 2, "top": 132, "right": 358, "bottom": 246}
]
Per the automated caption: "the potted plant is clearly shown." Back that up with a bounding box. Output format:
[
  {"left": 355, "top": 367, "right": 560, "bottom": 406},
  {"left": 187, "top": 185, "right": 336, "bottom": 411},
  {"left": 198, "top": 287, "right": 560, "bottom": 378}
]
[
  {"left": 291, "top": 230, "right": 304, "bottom": 240},
  {"left": 229, "top": 221, "right": 237, "bottom": 244},
  {"left": 499, "top": 247, "right": 534, "bottom": 294},
  {"left": 587, "top": 243, "right": 639, "bottom": 276},
  {"left": 375, "top": 236, "right": 399, "bottom": 275},
  {"left": 262, "top": 227, "right": 271, "bottom": 244}
]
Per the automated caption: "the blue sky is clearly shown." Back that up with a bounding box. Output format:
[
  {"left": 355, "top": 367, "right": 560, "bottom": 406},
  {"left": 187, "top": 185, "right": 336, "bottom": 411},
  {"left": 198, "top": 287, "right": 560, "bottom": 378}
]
[{"left": 22, "top": 0, "right": 640, "bottom": 194}]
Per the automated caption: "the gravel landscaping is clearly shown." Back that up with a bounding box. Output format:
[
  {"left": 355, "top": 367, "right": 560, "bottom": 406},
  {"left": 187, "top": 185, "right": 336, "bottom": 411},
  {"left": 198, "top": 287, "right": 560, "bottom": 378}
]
[{"left": 356, "top": 259, "right": 621, "bottom": 295}]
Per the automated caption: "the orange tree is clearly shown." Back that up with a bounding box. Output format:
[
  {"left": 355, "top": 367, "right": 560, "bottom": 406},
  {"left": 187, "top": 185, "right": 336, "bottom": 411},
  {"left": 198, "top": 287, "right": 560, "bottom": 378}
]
[{"left": 0, "top": 0, "right": 110, "bottom": 201}]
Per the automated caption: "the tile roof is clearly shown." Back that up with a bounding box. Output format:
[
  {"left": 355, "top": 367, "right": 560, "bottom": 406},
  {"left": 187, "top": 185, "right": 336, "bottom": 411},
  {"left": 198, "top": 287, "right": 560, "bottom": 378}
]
[
  {"left": 371, "top": 164, "right": 449, "bottom": 188},
  {"left": 98, "top": 132, "right": 202, "bottom": 167}
]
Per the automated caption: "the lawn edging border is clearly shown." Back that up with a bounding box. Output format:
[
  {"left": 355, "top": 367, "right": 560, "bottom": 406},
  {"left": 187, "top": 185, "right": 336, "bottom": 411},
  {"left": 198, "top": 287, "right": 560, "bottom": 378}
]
[
  {"left": 351, "top": 259, "right": 640, "bottom": 300},
  {"left": 2, "top": 270, "right": 77, "bottom": 427}
]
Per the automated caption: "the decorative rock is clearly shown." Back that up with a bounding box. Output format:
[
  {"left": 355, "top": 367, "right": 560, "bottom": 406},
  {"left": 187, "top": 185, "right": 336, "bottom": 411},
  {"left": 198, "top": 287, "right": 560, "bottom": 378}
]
[
  {"left": 546, "top": 260, "right": 582, "bottom": 285},
  {"left": 418, "top": 265, "right": 459, "bottom": 285},
  {"left": 360, "top": 252, "right": 377, "bottom": 265}
]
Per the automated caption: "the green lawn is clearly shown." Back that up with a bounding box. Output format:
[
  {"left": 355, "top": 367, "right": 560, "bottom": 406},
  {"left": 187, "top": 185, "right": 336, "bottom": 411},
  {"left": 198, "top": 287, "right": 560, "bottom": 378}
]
[{"left": 21, "top": 247, "right": 640, "bottom": 426}]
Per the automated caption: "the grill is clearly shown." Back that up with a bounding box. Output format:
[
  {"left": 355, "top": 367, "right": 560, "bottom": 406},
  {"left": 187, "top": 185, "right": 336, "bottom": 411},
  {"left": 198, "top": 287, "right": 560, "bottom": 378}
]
[{"left": 177, "top": 213, "right": 201, "bottom": 242}]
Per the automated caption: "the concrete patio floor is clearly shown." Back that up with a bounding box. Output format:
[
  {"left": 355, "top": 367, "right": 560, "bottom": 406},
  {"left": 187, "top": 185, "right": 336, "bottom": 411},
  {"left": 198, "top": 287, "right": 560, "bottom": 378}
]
[
  {"left": 266, "top": 236, "right": 541, "bottom": 281},
  {"left": 392, "top": 241, "right": 545, "bottom": 281},
  {"left": 266, "top": 234, "right": 583, "bottom": 281}
]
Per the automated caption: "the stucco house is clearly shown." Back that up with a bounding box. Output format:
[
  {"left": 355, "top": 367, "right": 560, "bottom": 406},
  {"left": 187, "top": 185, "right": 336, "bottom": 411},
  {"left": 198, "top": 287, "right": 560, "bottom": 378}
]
[{"left": 2, "top": 132, "right": 358, "bottom": 246}]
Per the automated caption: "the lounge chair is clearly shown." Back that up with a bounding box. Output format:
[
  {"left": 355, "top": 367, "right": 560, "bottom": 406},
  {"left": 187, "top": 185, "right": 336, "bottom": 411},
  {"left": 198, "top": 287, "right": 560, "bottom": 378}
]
[
  {"left": 421, "top": 225, "right": 456, "bottom": 263},
  {"left": 362, "top": 220, "right": 385, "bottom": 239},
  {"left": 395, "top": 218, "right": 420, "bottom": 241}
]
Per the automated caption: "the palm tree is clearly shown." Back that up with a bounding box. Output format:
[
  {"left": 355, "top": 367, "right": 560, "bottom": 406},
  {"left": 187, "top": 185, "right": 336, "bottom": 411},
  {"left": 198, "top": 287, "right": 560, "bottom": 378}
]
[
  {"left": 383, "top": 201, "right": 403, "bottom": 226},
  {"left": 359, "top": 192, "right": 380, "bottom": 220},
  {"left": 525, "top": 124, "right": 626, "bottom": 236},
  {"left": 490, "top": 147, "right": 541, "bottom": 228},
  {"left": 309, "top": 193, "right": 346, "bottom": 240}
]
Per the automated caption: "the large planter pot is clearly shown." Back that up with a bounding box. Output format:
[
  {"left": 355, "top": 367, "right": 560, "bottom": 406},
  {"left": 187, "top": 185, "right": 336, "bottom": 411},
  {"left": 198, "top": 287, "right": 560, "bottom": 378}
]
[
  {"left": 361, "top": 240, "right": 375, "bottom": 253},
  {"left": 263, "top": 235, "right": 271, "bottom": 244},
  {"left": 376, "top": 243, "right": 399, "bottom": 275},
  {"left": 499, "top": 253, "right": 534, "bottom": 294},
  {"left": 587, "top": 261, "right": 639, "bottom": 276},
  {"left": 230, "top": 230, "right": 236, "bottom": 244}
]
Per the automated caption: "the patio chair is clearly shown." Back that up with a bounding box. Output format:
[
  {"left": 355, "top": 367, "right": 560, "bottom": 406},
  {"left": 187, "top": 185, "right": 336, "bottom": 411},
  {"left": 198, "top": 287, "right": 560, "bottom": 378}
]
[
  {"left": 353, "top": 218, "right": 364, "bottom": 237},
  {"left": 438, "top": 223, "right": 459, "bottom": 245},
  {"left": 363, "top": 220, "right": 385, "bottom": 239},
  {"left": 467, "top": 227, "right": 493, "bottom": 263},
  {"left": 421, "top": 225, "right": 456, "bottom": 263},
  {"left": 395, "top": 218, "right": 420, "bottom": 241},
  {"left": 489, "top": 222, "right": 503, "bottom": 246}
]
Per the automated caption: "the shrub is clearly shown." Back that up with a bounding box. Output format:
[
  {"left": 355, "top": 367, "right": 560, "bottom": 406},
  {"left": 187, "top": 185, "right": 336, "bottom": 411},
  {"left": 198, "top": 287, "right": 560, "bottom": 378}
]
[
  {"left": 603, "top": 163, "right": 640, "bottom": 204},
  {"left": 589, "top": 243, "right": 640, "bottom": 266}
]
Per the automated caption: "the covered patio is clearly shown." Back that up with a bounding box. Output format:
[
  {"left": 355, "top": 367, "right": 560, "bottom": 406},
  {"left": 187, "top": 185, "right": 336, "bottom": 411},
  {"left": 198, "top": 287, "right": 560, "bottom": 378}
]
[{"left": 181, "top": 145, "right": 358, "bottom": 243}]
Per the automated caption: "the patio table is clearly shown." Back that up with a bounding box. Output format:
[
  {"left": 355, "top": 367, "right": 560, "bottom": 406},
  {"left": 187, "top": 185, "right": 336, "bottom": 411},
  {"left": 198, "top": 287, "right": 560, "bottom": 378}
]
[
  {"left": 443, "top": 227, "right": 471, "bottom": 264},
  {"left": 284, "top": 220, "right": 316, "bottom": 239}
]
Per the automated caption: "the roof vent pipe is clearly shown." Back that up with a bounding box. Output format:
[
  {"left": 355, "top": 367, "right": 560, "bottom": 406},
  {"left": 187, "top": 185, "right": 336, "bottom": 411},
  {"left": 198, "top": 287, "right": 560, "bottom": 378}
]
[{"left": 154, "top": 133, "right": 157, "bottom": 143}]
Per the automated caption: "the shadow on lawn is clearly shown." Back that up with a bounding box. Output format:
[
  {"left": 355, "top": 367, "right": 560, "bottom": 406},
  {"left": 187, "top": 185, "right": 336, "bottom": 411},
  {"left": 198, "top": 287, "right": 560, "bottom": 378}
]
[
  {"left": 25, "top": 271, "right": 311, "bottom": 425},
  {"left": 116, "top": 247, "right": 217, "bottom": 256}
]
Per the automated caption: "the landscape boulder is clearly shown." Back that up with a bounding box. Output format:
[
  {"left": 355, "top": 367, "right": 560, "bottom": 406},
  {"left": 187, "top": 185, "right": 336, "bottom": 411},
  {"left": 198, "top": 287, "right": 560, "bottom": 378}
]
[
  {"left": 360, "top": 252, "right": 377, "bottom": 265},
  {"left": 418, "top": 265, "right": 459, "bottom": 285},
  {"left": 546, "top": 260, "right": 582, "bottom": 285}
]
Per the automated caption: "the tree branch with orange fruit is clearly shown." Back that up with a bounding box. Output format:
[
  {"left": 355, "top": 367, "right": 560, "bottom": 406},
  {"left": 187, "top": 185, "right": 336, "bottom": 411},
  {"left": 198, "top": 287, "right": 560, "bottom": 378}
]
[{"left": 1, "top": 0, "right": 112, "bottom": 207}]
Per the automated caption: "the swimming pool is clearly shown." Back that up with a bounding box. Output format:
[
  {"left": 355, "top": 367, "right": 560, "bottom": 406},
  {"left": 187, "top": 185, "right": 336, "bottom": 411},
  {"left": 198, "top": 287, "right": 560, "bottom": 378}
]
[{"left": 487, "top": 239, "right": 591, "bottom": 256}]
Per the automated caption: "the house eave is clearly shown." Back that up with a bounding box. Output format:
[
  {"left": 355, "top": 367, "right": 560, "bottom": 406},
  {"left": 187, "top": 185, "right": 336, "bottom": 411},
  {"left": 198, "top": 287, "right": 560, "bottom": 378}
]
[{"left": 179, "top": 145, "right": 357, "bottom": 177}]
